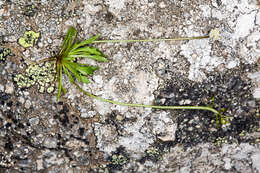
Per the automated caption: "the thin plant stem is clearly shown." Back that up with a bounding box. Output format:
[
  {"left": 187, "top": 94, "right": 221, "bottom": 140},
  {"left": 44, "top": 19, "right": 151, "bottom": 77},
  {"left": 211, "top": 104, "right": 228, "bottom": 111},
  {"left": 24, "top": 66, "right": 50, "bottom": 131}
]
[
  {"left": 93, "top": 35, "right": 209, "bottom": 44},
  {"left": 73, "top": 82, "right": 220, "bottom": 115},
  {"left": 30, "top": 57, "right": 56, "bottom": 65}
]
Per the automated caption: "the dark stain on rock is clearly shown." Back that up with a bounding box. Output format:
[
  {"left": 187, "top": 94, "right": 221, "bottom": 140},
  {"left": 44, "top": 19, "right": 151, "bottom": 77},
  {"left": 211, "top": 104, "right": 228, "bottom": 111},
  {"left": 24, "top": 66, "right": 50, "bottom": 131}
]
[{"left": 155, "top": 68, "right": 260, "bottom": 148}]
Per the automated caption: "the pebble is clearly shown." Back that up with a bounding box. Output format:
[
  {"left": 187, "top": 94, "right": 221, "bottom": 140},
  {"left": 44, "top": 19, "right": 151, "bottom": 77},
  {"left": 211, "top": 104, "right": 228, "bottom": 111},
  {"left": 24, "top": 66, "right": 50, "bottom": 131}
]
[
  {"left": 43, "top": 137, "right": 57, "bottom": 148},
  {"left": 29, "top": 117, "right": 40, "bottom": 126},
  {"left": 251, "top": 152, "right": 260, "bottom": 172},
  {"left": 24, "top": 100, "right": 31, "bottom": 109},
  {"left": 0, "top": 84, "right": 4, "bottom": 92},
  {"left": 80, "top": 113, "right": 88, "bottom": 118},
  {"left": 38, "top": 42, "right": 43, "bottom": 48},
  {"left": 36, "top": 159, "right": 43, "bottom": 170},
  {"left": 5, "top": 82, "right": 14, "bottom": 94},
  {"left": 256, "top": 12, "right": 260, "bottom": 26},
  {"left": 18, "top": 97, "right": 25, "bottom": 104},
  {"left": 159, "top": 2, "right": 166, "bottom": 8},
  {"left": 253, "top": 88, "right": 260, "bottom": 99},
  {"left": 47, "top": 38, "right": 52, "bottom": 44},
  {"left": 223, "top": 158, "right": 232, "bottom": 170}
]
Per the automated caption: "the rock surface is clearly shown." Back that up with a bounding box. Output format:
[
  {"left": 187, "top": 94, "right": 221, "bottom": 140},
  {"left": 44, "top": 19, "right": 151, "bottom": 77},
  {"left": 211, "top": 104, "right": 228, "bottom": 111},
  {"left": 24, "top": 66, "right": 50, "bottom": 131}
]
[{"left": 0, "top": 0, "right": 259, "bottom": 172}]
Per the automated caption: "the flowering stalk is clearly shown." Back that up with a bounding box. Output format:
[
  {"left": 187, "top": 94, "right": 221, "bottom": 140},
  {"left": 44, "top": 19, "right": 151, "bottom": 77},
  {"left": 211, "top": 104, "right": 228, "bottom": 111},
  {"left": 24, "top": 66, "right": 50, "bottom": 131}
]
[{"left": 34, "top": 27, "right": 225, "bottom": 126}]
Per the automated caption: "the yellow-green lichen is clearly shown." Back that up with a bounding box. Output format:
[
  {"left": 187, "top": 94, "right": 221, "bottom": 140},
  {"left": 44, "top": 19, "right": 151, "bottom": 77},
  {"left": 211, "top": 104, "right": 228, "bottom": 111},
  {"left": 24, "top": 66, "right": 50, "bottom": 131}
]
[
  {"left": 0, "top": 47, "right": 14, "bottom": 62},
  {"left": 14, "top": 62, "right": 56, "bottom": 93},
  {"left": 215, "top": 136, "right": 229, "bottom": 147},
  {"left": 47, "top": 86, "right": 55, "bottom": 93},
  {"left": 18, "top": 30, "right": 40, "bottom": 48},
  {"left": 239, "top": 130, "right": 246, "bottom": 137},
  {"left": 111, "top": 154, "right": 128, "bottom": 166},
  {"left": 145, "top": 147, "right": 163, "bottom": 161}
]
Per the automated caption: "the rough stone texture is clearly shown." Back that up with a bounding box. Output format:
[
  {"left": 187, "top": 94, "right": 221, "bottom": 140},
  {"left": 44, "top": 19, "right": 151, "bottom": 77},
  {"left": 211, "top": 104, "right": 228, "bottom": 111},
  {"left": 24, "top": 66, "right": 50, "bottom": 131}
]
[{"left": 0, "top": 0, "right": 260, "bottom": 172}]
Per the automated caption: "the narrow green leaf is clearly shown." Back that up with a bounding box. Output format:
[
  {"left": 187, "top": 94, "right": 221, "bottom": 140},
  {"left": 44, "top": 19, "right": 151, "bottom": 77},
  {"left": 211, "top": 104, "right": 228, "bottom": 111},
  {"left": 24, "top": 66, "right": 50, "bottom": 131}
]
[
  {"left": 67, "top": 54, "right": 108, "bottom": 62},
  {"left": 63, "top": 65, "right": 74, "bottom": 83},
  {"left": 63, "top": 56, "right": 77, "bottom": 61},
  {"left": 65, "top": 61, "right": 97, "bottom": 75},
  {"left": 77, "top": 66, "right": 99, "bottom": 75},
  {"left": 80, "top": 75, "right": 90, "bottom": 84},
  {"left": 56, "top": 64, "right": 63, "bottom": 101},
  {"left": 62, "top": 86, "right": 67, "bottom": 94},
  {"left": 69, "top": 47, "right": 102, "bottom": 56},
  {"left": 60, "top": 26, "right": 77, "bottom": 56},
  {"left": 64, "top": 63, "right": 81, "bottom": 82},
  {"left": 71, "top": 35, "right": 100, "bottom": 51}
]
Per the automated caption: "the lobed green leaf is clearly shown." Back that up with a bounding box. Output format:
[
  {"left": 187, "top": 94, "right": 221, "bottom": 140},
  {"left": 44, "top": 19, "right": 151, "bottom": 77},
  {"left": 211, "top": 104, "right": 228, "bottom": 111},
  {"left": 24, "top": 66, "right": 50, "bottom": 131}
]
[
  {"left": 77, "top": 66, "right": 99, "bottom": 76},
  {"left": 69, "top": 47, "right": 103, "bottom": 56},
  {"left": 80, "top": 75, "right": 90, "bottom": 84},
  {"left": 64, "top": 62, "right": 82, "bottom": 82},
  {"left": 63, "top": 65, "right": 74, "bottom": 83},
  {"left": 67, "top": 54, "right": 108, "bottom": 62},
  {"left": 70, "top": 35, "right": 100, "bottom": 51}
]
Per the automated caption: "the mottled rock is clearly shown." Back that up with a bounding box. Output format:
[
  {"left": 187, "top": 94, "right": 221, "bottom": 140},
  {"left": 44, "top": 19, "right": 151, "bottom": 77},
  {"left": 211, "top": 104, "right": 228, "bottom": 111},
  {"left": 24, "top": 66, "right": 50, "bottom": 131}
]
[
  {"left": 24, "top": 100, "right": 31, "bottom": 109},
  {"left": 5, "top": 82, "right": 14, "bottom": 94},
  {"left": 43, "top": 138, "right": 57, "bottom": 149},
  {"left": 251, "top": 151, "right": 260, "bottom": 172}
]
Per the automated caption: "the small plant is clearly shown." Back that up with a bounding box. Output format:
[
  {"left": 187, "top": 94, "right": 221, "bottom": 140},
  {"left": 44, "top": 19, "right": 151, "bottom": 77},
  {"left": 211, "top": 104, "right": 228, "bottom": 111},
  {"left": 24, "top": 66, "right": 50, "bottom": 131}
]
[{"left": 30, "top": 26, "right": 228, "bottom": 127}]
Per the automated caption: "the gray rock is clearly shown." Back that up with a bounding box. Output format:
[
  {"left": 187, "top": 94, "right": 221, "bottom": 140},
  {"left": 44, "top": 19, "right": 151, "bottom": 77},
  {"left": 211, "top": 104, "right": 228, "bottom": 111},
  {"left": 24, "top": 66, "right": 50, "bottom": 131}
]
[
  {"left": 5, "top": 82, "right": 14, "bottom": 94},
  {"left": 251, "top": 151, "right": 260, "bottom": 172},
  {"left": 24, "top": 100, "right": 31, "bottom": 109},
  {"left": 43, "top": 138, "right": 57, "bottom": 149},
  {"left": 253, "top": 88, "right": 260, "bottom": 99},
  {"left": 29, "top": 117, "right": 40, "bottom": 126}
]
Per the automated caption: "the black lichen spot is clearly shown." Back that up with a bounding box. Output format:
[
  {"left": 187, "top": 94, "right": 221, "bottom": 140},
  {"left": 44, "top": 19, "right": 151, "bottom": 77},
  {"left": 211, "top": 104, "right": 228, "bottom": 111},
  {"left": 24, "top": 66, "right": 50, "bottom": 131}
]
[
  {"left": 63, "top": 104, "right": 70, "bottom": 113},
  {"left": 24, "top": 4, "right": 38, "bottom": 17},
  {"left": 4, "top": 138, "right": 13, "bottom": 151},
  {"left": 6, "top": 101, "right": 13, "bottom": 107},
  {"left": 216, "top": 0, "right": 222, "bottom": 6},
  {"left": 18, "top": 123, "right": 24, "bottom": 129},
  {"left": 104, "top": 11, "right": 114, "bottom": 23},
  {"left": 59, "top": 104, "right": 70, "bottom": 114},
  {"left": 0, "top": 92, "right": 11, "bottom": 104},
  {"left": 79, "top": 128, "right": 84, "bottom": 136},
  {"left": 175, "top": 111, "right": 219, "bottom": 148},
  {"left": 6, "top": 111, "right": 13, "bottom": 119},
  {"left": 59, "top": 114, "right": 69, "bottom": 127},
  {"left": 12, "top": 118, "right": 18, "bottom": 124},
  {"left": 53, "top": 114, "right": 59, "bottom": 119},
  {"left": 156, "top": 69, "right": 260, "bottom": 148},
  {"left": 5, "top": 122, "right": 12, "bottom": 128}
]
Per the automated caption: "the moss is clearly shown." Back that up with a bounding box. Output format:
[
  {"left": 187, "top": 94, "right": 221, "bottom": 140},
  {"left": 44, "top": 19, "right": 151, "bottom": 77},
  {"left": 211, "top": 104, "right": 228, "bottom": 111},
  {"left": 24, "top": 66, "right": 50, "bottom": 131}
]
[
  {"left": 18, "top": 30, "right": 40, "bottom": 48},
  {"left": 14, "top": 62, "right": 55, "bottom": 93},
  {"left": 0, "top": 47, "right": 14, "bottom": 62}
]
